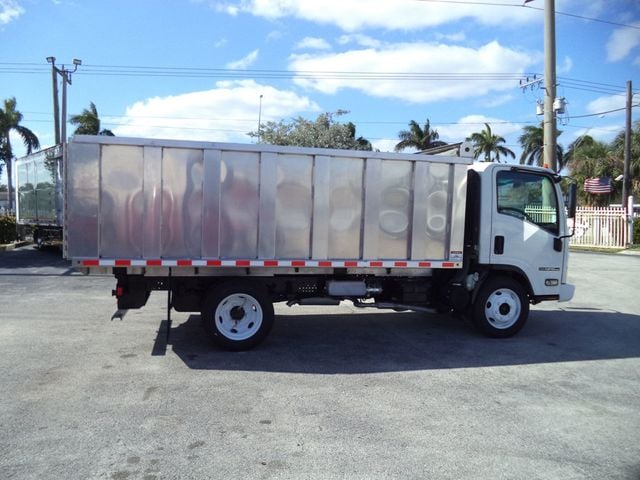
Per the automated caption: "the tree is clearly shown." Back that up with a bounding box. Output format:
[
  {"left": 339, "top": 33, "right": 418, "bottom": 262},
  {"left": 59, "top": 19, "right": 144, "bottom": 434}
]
[
  {"left": 249, "top": 110, "right": 371, "bottom": 150},
  {"left": 395, "top": 119, "right": 446, "bottom": 152},
  {"left": 69, "top": 102, "right": 114, "bottom": 136},
  {"left": 0, "top": 97, "right": 40, "bottom": 211},
  {"left": 565, "top": 135, "right": 618, "bottom": 206},
  {"left": 609, "top": 120, "right": 640, "bottom": 198},
  {"left": 467, "top": 123, "right": 515, "bottom": 163},
  {"left": 518, "top": 124, "right": 564, "bottom": 172}
]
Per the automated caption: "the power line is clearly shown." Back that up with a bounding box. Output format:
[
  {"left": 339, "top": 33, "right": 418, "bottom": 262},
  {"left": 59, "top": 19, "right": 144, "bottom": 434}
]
[
  {"left": 0, "top": 64, "right": 534, "bottom": 81},
  {"left": 565, "top": 106, "right": 631, "bottom": 120},
  {"left": 3, "top": 62, "right": 636, "bottom": 99},
  {"left": 3, "top": 62, "right": 637, "bottom": 96},
  {"left": 413, "top": 0, "right": 640, "bottom": 30}
]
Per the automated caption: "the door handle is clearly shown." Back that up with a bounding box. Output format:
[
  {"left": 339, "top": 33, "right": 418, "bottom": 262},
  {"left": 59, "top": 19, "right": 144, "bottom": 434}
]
[{"left": 494, "top": 235, "right": 504, "bottom": 255}]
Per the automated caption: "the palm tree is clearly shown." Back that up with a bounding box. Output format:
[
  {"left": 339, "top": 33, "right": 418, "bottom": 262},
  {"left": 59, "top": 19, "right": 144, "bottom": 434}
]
[
  {"left": 565, "top": 136, "right": 616, "bottom": 206},
  {"left": 69, "top": 102, "right": 114, "bottom": 136},
  {"left": 610, "top": 120, "right": 640, "bottom": 197},
  {"left": 518, "top": 124, "right": 564, "bottom": 172},
  {"left": 0, "top": 97, "right": 40, "bottom": 212},
  {"left": 467, "top": 123, "right": 515, "bottom": 163},
  {"left": 395, "top": 119, "right": 447, "bottom": 152}
]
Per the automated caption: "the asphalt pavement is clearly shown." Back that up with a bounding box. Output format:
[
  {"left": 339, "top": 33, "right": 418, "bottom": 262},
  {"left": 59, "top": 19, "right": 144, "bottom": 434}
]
[{"left": 0, "top": 246, "right": 639, "bottom": 480}]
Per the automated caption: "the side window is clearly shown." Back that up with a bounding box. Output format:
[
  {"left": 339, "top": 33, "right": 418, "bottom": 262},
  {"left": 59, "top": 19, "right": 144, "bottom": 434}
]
[{"left": 497, "top": 170, "right": 559, "bottom": 235}]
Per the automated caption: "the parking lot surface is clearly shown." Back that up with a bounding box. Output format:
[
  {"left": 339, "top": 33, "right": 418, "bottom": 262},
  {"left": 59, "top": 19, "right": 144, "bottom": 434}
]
[{"left": 0, "top": 246, "right": 639, "bottom": 480}]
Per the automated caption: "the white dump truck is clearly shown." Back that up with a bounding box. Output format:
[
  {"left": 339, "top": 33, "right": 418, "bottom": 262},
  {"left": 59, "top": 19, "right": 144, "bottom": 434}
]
[{"left": 64, "top": 135, "right": 576, "bottom": 349}]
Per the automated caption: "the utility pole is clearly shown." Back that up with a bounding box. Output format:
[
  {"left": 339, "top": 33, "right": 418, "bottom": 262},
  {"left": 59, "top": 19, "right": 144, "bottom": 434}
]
[
  {"left": 46, "top": 57, "right": 82, "bottom": 148},
  {"left": 543, "top": 0, "right": 558, "bottom": 172},
  {"left": 257, "top": 94, "right": 263, "bottom": 143},
  {"left": 622, "top": 80, "right": 632, "bottom": 211},
  {"left": 47, "top": 57, "right": 61, "bottom": 145}
]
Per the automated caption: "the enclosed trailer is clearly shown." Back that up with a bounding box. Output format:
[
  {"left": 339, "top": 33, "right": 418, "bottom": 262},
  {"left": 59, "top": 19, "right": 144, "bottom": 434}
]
[{"left": 15, "top": 145, "right": 64, "bottom": 247}]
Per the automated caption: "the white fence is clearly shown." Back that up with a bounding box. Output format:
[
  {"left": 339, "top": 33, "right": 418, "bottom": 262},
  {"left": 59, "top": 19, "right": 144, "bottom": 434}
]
[
  {"left": 524, "top": 205, "right": 632, "bottom": 248},
  {"left": 569, "top": 207, "right": 629, "bottom": 248}
]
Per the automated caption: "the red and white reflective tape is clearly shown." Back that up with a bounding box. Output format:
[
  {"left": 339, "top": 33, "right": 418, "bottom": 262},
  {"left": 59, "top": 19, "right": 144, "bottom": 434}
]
[{"left": 77, "top": 258, "right": 461, "bottom": 269}]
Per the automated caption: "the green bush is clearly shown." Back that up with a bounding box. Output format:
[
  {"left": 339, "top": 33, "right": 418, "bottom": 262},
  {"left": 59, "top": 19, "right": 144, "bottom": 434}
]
[
  {"left": 634, "top": 217, "right": 640, "bottom": 245},
  {"left": 0, "top": 215, "right": 17, "bottom": 244}
]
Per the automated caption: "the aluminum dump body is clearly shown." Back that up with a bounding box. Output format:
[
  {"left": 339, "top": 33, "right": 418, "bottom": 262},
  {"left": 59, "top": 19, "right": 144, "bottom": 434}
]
[
  {"left": 65, "top": 136, "right": 472, "bottom": 269},
  {"left": 15, "top": 145, "right": 63, "bottom": 227}
]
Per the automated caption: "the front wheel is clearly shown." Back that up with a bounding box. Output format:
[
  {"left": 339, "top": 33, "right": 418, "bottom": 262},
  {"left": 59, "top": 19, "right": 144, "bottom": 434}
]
[
  {"left": 201, "top": 282, "right": 274, "bottom": 350},
  {"left": 472, "top": 276, "right": 529, "bottom": 338}
]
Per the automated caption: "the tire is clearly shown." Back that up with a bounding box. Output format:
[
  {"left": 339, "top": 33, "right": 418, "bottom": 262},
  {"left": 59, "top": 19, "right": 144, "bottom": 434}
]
[
  {"left": 472, "top": 276, "right": 529, "bottom": 338},
  {"left": 201, "top": 281, "right": 274, "bottom": 350},
  {"left": 34, "top": 231, "right": 44, "bottom": 250}
]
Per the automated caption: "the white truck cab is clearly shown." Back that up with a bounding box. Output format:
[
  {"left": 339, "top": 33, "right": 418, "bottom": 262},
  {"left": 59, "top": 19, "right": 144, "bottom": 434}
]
[{"left": 473, "top": 163, "right": 574, "bottom": 300}]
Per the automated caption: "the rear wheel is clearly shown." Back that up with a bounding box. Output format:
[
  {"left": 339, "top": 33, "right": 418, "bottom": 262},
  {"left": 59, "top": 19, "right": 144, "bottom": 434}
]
[
  {"left": 34, "top": 230, "right": 44, "bottom": 250},
  {"left": 472, "top": 276, "right": 529, "bottom": 338},
  {"left": 201, "top": 281, "right": 274, "bottom": 350}
]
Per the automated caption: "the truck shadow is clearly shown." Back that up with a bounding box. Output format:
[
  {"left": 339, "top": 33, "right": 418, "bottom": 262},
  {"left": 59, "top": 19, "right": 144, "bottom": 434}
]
[
  {"left": 160, "top": 309, "right": 640, "bottom": 373},
  {"left": 0, "top": 245, "right": 70, "bottom": 271}
]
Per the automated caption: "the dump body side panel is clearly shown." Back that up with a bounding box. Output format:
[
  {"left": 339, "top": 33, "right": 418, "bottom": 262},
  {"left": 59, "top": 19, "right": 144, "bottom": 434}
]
[{"left": 65, "top": 136, "right": 472, "bottom": 271}]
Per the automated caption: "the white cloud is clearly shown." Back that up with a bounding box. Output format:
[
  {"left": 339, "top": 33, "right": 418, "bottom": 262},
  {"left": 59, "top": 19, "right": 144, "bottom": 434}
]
[
  {"left": 338, "top": 34, "right": 382, "bottom": 48},
  {"left": 558, "top": 56, "right": 573, "bottom": 75},
  {"left": 226, "top": 49, "right": 259, "bottom": 69},
  {"left": 214, "top": 0, "right": 537, "bottom": 31},
  {"left": 289, "top": 41, "right": 537, "bottom": 104},
  {"left": 112, "top": 80, "right": 320, "bottom": 142},
  {"left": 571, "top": 124, "right": 624, "bottom": 144},
  {"left": 478, "top": 94, "right": 515, "bottom": 108},
  {"left": 435, "top": 115, "right": 523, "bottom": 143},
  {"left": 606, "top": 23, "right": 640, "bottom": 62},
  {"left": 592, "top": 124, "right": 625, "bottom": 142},
  {"left": 434, "top": 32, "right": 466, "bottom": 43},
  {"left": 266, "top": 30, "right": 282, "bottom": 41},
  {"left": 371, "top": 138, "right": 398, "bottom": 153},
  {"left": 586, "top": 94, "right": 627, "bottom": 116},
  {"left": 0, "top": 0, "right": 24, "bottom": 24},
  {"left": 295, "top": 36, "right": 331, "bottom": 50}
]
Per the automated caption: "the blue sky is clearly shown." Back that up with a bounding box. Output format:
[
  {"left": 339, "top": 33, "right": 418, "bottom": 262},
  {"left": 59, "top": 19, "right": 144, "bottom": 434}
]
[{"left": 1, "top": 0, "right": 639, "bottom": 184}]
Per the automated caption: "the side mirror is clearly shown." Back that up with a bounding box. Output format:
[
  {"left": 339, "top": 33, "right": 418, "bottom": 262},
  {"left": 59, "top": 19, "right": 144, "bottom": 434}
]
[{"left": 566, "top": 183, "right": 577, "bottom": 219}]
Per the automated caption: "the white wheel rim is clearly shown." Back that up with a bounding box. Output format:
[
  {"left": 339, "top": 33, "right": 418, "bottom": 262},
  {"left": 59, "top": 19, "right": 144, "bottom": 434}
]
[
  {"left": 214, "top": 293, "right": 263, "bottom": 341},
  {"left": 484, "top": 288, "right": 521, "bottom": 330}
]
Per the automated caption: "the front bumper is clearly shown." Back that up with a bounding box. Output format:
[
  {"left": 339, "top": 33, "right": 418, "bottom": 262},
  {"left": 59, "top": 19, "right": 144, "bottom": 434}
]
[{"left": 559, "top": 283, "right": 575, "bottom": 302}]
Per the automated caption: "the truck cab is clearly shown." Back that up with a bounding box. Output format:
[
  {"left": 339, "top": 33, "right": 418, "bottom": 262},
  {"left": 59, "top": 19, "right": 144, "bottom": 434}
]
[{"left": 460, "top": 163, "right": 575, "bottom": 337}]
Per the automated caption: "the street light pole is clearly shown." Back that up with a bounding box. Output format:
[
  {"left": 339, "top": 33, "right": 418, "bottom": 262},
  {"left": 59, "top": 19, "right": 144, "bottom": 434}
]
[{"left": 46, "top": 57, "right": 82, "bottom": 148}]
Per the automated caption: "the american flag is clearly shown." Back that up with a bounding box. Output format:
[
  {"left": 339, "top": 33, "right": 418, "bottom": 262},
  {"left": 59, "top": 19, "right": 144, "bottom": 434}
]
[{"left": 584, "top": 177, "right": 612, "bottom": 194}]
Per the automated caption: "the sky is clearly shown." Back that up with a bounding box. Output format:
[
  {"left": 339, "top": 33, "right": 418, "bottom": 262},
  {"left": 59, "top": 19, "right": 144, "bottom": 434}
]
[{"left": 1, "top": 0, "right": 639, "bottom": 184}]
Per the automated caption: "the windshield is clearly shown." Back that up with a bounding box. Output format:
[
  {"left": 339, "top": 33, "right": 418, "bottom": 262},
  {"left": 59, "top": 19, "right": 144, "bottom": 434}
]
[{"left": 496, "top": 170, "right": 559, "bottom": 235}]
